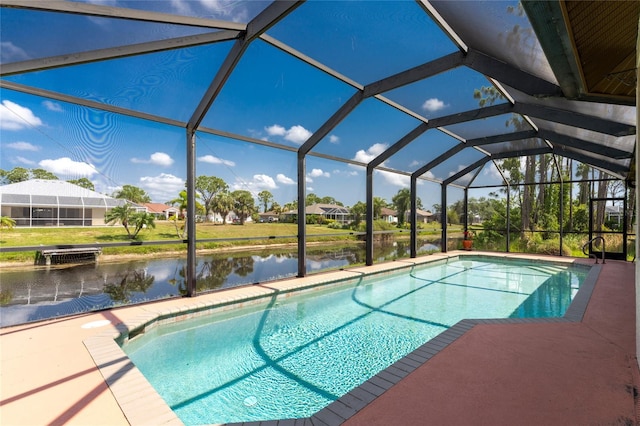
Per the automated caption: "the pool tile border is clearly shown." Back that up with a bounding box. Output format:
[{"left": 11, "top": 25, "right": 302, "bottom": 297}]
[{"left": 83, "top": 252, "right": 598, "bottom": 426}]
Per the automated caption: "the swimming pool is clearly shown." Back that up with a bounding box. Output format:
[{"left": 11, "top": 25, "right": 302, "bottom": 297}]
[{"left": 122, "top": 256, "right": 589, "bottom": 424}]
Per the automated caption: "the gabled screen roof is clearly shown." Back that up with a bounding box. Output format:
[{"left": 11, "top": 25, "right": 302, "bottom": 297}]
[{"left": 1, "top": 0, "right": 636, "bottom": 207}]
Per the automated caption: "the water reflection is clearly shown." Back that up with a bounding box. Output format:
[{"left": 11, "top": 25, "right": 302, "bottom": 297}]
[{"left": 0, "top": 240, "right": 440, "bottom": 327}]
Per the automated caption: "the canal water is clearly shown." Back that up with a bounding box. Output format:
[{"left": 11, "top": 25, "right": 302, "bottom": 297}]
[{"left": 0, "top": 241, "right": 439, "bottom": 327}]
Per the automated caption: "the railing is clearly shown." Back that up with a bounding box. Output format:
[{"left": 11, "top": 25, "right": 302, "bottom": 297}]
[{"left": 582, "top": 236, "right": 605, "bottom": 264}]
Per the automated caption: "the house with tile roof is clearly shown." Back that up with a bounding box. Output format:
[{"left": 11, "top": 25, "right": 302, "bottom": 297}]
[{"left": 142, "top": 202, "right": 179, "bottom": 220}]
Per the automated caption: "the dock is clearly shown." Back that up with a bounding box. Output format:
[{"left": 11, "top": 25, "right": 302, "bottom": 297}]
[{"left": 36, "top": 247, "right": 102, "bottom": 265}]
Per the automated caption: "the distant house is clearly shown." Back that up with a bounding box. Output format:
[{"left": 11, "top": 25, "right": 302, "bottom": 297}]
[
  {"left": 379, "top": 207, "right": 398, "bottom": 223},
  {"left": 282, "top": 203, "right": 352, "bottom": 224},
  {"left": 405, "top": 209, "right": 435, "bottom": 223},
  {"left": 605, "top": 204, "right": 624, "bottom": 226},
  {"left": 0, "top": 179, "right": 126, "bottom": 227},
  {"left": 142, "top": 203, "right": 179, "bottom": 220},
  {"left": 258, "top": 211, "right": 280, "bottom": 222}
]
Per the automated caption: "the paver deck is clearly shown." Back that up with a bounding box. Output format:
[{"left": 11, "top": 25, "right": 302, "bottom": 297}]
[{"left": 0, "top": 252, "right": 637, "bottom": 425}]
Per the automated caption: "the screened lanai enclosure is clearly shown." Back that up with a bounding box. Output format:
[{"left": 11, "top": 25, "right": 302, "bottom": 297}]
[{"left": 0, "top": 1, "right": 637, "bottom": 299}]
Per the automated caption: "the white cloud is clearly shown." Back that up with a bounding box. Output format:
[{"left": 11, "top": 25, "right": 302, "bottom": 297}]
[
  {"left": 231, "top": 174, "right": 277, "bottom": 193},
  {"left": 39, "top": 157, "right": 97, "bottom": 177},
  {"left": 131, "top": 152, "right": 174, "bottom": 166},
  {"left": 183, "top": 0, "right": 249, "bottom": 22},
  {"left": 16, "top": 156, "right": 36, "bottom": 165},
  {"left": 197, "top": 154, "right": 235, "bottom": 167},
  {"left": 0, "top": 100, "right": 43, "bottom": 131},
  {"left": 308, "top": 168, "right": 330, "bottom": 178},
  {"left": 353, "top": 143, "right": 388, "bottom": 163},
  {"left": 265, "top": 124, "right": 286, "bottom": 136},
  {"left": 307, "top": 186, "right": 314, "bottom": 192},
  {"left": 329, "top": 134, "right": 340, "bottom": 144},
  {"left": 448, "top": 164, "right": 468, "bottom": 177},
  {"left": 139, "top": 173, "right": 185, "bottom": 202},
  {"left": 7, "top": 141, "right": 39, "bottom": 151},
  {"left": 265, "top": 124, "right": 313, "bottom": 145},
  {"left": 42, "top": 100, "right": 63, "bottom": 112},
  {"left": 0, "top": 42, "right": 30, "bottom": 63},
  {"left": 277, "top": 173, "right": 295, "bottom": 185},
  {"left": 378, "top": 170, "right": 410, "bottom": 187},
  {"left": 422, "top": 98, "right": 447, "bottom": 112},
  {"left": 284, "top": 125, "right": 312, "bottom": 144},
  {"left": 305, "top": 176, "right": 313, "bottom": 183}
]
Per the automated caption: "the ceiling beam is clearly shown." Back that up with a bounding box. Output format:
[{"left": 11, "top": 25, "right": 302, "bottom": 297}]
[
  {"left": 187, "top": 1, "right": 301, "bottom": 131},
  {"left": 412, "top": 143, "right": 466, "bottom": 179},
  {"left": 463, "top": 49, "right": 563, "bottom": 98},
  {"left": 0, "top": 0, "right": 244, "bottom": 29},
  {"left": 539, "top": 129, "right": 632, "bottom": 159},
  {"left": 443, "top": 158, "right": 489, "bottom": 186},
  {"left": 371, "top": 103, "right": 515, "bottom": 172},
  {"left": 299, "top": 91, "right": 365, "bottom": 156},
  {"left": 0, "top": 80, "right": 185, "bottom": 127},
  {"left": 514, "top": 102, "right": 636, "bottom": 136},
  {"left": 0, "top": 31, "right": 240, "bottom": 76},
  {"left": 363, "top": 51, "right": 464, "bottom": 97},
  {"left": 466, "top": 130, "right": 538, "bottom": 147}
]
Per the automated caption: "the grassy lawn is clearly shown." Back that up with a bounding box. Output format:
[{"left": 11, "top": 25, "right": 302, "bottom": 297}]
[{"left": 0, "top": 221, "right": 360, "bottom": 263}]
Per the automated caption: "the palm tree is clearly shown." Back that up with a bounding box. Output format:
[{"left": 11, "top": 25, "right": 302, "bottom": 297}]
[
  {"left": 392, "top": 188, "right": 411, "bottom": 225},
  {"left": 105, "top": 205, "right": 135, "bottom": 238},
  {"left": 373, "top": 197, "right": 386, "bottom": 219},
  {"left": 351, "top": 201, "right": 366, "bottom": 227},
  {"left": 130, "top": 212, "right": 156, "bottom": 239},
  {"left": 257, "top": 190, "right": 274, "bottom": 213},
  {"left": 113, "top": 185, "right": 151, "bottom": 204},
  {"left": 168, "top": 190, "right": 202, "bottom": 238},
  {"left": 231, "top": 190, "right": 255, "bottom": 224},
  {"left": 0, "top": 216, "right": 16, "bottom": 229},
  {"left": 212, "top": 191, "right": 234, "bottom": 224}
]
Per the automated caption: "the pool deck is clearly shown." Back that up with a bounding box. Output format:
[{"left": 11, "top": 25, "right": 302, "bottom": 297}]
[{"left": 0, "top": 252, "right": 637, "bottom": 425}]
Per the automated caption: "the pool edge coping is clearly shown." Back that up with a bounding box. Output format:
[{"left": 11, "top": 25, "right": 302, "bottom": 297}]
[{"left": 82, "top": 252, "right": 596, "bottom": 426}]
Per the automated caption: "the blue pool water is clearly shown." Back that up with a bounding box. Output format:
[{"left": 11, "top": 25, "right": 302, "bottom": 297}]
[{"left": 123, "top": 257, "right": 588, "bottom": 424}]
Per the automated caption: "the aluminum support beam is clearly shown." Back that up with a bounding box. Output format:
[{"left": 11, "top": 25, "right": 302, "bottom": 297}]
[
  {"left": 299, "top": 91, "right": 365, "bottom": 155},
  {"left": 441, "top": 183, "right": 447, "bottom": 252},
  {"left": 410, "top": 177, "right": 418, "bottom": 258},
  {"left": 552, "top": 149, "right": 629, "bottom": 175},
  {"left": 376, "top": 103, "right": 514, "bottom": 174},
  {"left": 464, "top": 49, "right": 563, "bottom": 97},
  {"left": 297, "top": 152, "right": 306, "bottom": 277},
  {"left": 363, "top": 52, "right": 465, "bottom": 97},
  {"left": 552, "top": 154, "right": 564, "bottom": 255},
  {"left": 0, "top": 80, "right": 185, "bottom": 128},
  {"left": 188, "top": 38, "right": 247, "bottom": 131},
  {"left": 490, "top": 147, "right": 553, "bottom": 163},
  {"left": 1, "top": 0, "right": 246, "bottom": 29},
  {"left": 443, "top": 158, "right": 490, "bottom": 186},
  {"left": 370, "top": 123, "right": 430, "bottom": 169},
  {"left": 506, "top": 185, "right": 511, "bottom": 252},
  {"left": 464, "top": 187, "right": 469, "bottom": 232},
  {"left": 185, "top": 129, "right": 197, "bottom": 296},
  {"left": 428, "top": 102, "right": 514, "bottom": 128},
  {"left": 188, "top": 1, "right": 300, "bottom": 131},
  {"left": 466, "top": 130, "right": 538, "bottom": 147},
  {"left": 514, "top": 103, "right": 636, "bottom": 137},
  {"left": 1, "top": 31, "right": 241, "bottom": 76},
  {"left": 539, "top": 129, "right": 632, "bottom": 159},
  {"left": 365, "top": 167, "right": 374, "bottom": 266}
]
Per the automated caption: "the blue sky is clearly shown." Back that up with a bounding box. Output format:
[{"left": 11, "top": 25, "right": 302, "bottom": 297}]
[{"left": 0, "top": 0, "right": 539, "bottom": 210}]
